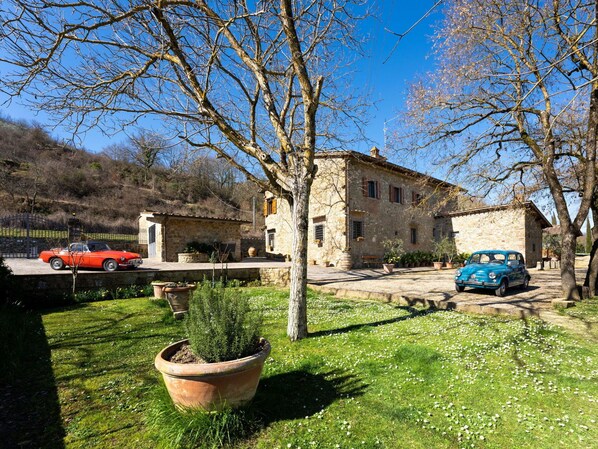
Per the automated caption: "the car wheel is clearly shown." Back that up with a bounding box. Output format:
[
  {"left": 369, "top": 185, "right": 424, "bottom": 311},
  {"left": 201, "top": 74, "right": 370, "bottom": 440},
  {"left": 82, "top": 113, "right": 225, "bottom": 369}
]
[
  {"left": 103, "top": 259, "right": 118, "bottom": 272},
  {"left": 455, "top": 284, "right": 465, "bottom": 293},
  {"left": 522, "top": 276, "right": 530, "bottom": 290},
  {"left": 50, "top": 258, "right": 64, "bottom": 270},
  {"left": 495, "top": 279, "right": 507, "bottom": 297}
]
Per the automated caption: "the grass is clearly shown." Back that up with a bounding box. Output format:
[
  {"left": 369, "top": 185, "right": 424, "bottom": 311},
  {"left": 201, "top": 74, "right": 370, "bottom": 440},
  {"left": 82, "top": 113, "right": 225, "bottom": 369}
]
[
  {"left": 557, "top": 297, "right": 598, "bottom": 341},
  {"left": 1, "top": 288, "right": 598, "bottom": 449}
]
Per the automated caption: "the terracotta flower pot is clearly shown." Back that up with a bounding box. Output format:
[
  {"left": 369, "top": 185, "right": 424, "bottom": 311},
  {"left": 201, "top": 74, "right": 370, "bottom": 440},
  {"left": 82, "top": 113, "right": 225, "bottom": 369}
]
[
  {"left": 383, "top": 263, "right": 394, "bottom": 274},
  {"left": 163, "top": 284, "right": 196, "bottom": 317},
  {"left": 151, "top": 281, "right": 168, "bottom": 299},
  {"left": 248, "top": 247, "right": 257, "bottom": 257},
  {"left": 433, "top": 261, "right": 443, "bottom": 270},
  {"left": 445, "top": 261, "right": 454, "bottom": 269},
  {"left": 155, "top": 338, "right": 271, "bottom": 411}
]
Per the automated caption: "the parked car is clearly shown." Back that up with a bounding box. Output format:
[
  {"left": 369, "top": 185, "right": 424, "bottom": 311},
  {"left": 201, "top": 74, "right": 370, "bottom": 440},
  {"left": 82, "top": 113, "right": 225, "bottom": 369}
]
[
  {"left": 39, "top": 241, "right": 143, "bottom": 272},
  {"left": 454, "top": 250, "right": 530, "bottom": 297}
]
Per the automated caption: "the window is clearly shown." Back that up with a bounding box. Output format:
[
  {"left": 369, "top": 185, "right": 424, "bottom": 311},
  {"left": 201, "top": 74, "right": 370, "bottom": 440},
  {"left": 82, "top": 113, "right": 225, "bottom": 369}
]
[
  {"left": 267, "top": 230, "right": 275, "bottom": 251},
  {"left": 362, "top": 178, "right": 380, "bottom": 199},
  {"left": 411, "top": 191, "right": 422, "bottom": 206},
  {"left": 389, "top": 185, "right": 404, "bottom": 204},
  {"left": 314, "top": 224, "right": 324, "bottom": 243},
  {"left": 410, "top": 227, "right": 418, "bottom": 244},
  {"left": 264, "top": 198, "right": 277, "bottom": 216},
  {"left": 352, "top": 220, "right": 364, "bottom": 240}
]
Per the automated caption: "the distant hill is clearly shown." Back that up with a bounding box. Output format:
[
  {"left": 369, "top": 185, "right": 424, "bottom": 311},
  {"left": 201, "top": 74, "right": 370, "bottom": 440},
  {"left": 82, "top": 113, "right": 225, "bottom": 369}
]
[{"left": 0, "top": 116, "right": 263, "bottom": 235}]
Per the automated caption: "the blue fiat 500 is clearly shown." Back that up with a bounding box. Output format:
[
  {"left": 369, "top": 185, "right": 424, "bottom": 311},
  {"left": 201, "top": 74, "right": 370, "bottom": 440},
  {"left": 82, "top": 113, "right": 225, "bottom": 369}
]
[{"left": 454, "top": 250, "right": 530, "bottom": 297}]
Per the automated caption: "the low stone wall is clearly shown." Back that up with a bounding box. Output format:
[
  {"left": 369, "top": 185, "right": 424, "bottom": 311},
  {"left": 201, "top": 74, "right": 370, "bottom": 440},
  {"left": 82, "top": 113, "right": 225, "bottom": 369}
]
[
  {"left": 259, "top": 267, "right": 291, "bottom": 287},
  {"left": 15, "top": 266, "right": 291, "bottom": 304}
]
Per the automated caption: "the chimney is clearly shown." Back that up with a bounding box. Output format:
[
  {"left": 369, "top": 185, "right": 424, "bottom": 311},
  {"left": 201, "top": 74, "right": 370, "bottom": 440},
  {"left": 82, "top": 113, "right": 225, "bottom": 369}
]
[{"left": 369, "top": 146, "right": 386, "bottom": 161}]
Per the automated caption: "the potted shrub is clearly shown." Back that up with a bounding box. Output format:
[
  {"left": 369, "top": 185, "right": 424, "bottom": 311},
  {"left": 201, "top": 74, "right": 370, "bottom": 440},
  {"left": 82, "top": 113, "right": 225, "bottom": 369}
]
[
  {"left": 432, "top": 237, "right": 451, "bottom": 270},
  {"left": 445, "top": 239, "right": 458, "bottom": 269},
  {"left": 382, "top": 238, "right": 404, "bottom": 274},
  {"left": 155, "top": 282, "right": 270, "bottom": 411},
  {"left": 163, "top": 282, "right": 197, "bottom": 318}
]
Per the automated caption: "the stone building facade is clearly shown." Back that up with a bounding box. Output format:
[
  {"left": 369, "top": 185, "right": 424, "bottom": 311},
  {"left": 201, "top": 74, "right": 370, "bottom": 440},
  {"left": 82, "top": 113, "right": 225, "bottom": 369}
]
[
  {"left": 435, "top": 203, "right": 551, "bottom": 267},
  {"left": 138, "top": 212, "right": 249, "bottom": 262},
  {"left": 264, "top": 148, "right": 459, "bottom": 268},
  {"left": 264, "top": 149, "right": 551, "bottom": 268}
]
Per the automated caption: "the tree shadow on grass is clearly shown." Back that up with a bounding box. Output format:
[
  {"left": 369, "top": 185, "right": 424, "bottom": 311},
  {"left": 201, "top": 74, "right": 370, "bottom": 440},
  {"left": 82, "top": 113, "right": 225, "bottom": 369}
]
[
  {"left": 0, "top": 305, "right": 65, "bottom": 449},
  {"left": 308, "top": 306, "right": 436, "bottom": 338},
  {"left": 251, "top": 369, "right": 367, "bottom": 425}
]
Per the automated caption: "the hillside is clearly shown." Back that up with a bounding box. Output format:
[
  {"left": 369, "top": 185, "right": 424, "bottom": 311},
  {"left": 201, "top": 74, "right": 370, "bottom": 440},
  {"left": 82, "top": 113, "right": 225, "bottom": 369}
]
[{"left": 0, "top": 116, "right": 263, "bottom": 234}]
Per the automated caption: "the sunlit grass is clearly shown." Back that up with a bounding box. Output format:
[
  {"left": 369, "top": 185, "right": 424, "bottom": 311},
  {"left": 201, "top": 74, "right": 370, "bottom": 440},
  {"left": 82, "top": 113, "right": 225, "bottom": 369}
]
[{"left": 9, "top": 288, "right": 596, "bottom": 448}]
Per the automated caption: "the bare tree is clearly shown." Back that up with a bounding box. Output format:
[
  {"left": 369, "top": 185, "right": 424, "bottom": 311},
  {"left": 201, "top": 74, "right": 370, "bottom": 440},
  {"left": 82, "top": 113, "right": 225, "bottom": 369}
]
[
  {"left": 0, "top": 0, "right": 366, "bottom": 339},
  {"left": 393, "top": 0, "right": 598, "bottom": 301}
]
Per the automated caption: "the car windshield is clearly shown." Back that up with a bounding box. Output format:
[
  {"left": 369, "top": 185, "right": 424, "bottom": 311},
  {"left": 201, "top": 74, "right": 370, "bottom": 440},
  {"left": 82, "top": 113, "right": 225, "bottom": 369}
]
[
  {"left": 469, "top": 252, "right": 506, "bottom": 265},
  {"left": 87, "top": 242, "right": 111, "bottom": 252}
]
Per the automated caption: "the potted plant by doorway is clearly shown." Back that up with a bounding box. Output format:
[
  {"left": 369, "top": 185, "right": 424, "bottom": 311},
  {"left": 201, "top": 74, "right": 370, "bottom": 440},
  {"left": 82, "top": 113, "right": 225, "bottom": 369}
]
[{"left": 155, "top": 282, "right": 270, "bottom": 411}]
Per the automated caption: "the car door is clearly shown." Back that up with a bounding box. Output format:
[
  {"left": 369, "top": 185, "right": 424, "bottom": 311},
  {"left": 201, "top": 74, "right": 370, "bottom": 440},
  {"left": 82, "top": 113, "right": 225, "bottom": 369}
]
[{"left": 507, "top": 253, "right": 523, "bottom": 286}]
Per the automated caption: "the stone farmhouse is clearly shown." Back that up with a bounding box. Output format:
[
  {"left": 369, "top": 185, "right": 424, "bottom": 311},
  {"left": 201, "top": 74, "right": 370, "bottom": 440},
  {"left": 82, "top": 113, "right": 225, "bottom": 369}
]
[{"left": 264, "top": 148, "right": 551, "bottom": 268}]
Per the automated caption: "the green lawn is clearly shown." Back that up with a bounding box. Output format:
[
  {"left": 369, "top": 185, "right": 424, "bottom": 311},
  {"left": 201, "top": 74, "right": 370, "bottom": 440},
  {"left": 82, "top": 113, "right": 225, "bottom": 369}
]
[{"left": 1, "top": 289, "right": 597, "bottom": 449}]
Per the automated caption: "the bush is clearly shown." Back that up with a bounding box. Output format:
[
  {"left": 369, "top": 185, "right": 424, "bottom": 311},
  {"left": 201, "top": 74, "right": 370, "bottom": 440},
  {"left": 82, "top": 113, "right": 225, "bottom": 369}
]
[
  {"left": 185, "top": 282, "right": 262, "bottom": 363},
  {"left": 0, "top": 256, "right": 15, "bottom": 305},
  {"left": 382, "top": 238, "right": 404, "bottom": 264},
  {"left": 184, "top": 241, "right": 218, "bottom": 254}
]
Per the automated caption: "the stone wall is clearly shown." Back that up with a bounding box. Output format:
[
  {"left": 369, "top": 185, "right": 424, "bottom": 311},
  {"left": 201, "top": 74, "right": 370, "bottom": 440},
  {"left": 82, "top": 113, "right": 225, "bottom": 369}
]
[
  {"left": 15, "top": 266, "right": 291, "bottom": 303},
  {"left": 259, "top": 267, "right": 291, "bottom": 287},
  {"left": 264, "top": 157, "right": 348, "bottom": 267},
  {"left": 347, "top": 158, "right": 452, "bottom": 267},
  {"left": 436, "top": 206, "right": 544, "bottom": 267},
  {"left": 263, "top": 154, "right": 457, "bottom": 268}
]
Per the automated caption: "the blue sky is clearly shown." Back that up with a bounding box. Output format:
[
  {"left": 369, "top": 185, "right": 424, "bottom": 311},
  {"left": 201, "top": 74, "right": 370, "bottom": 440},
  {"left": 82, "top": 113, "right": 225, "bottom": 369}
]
[{"left": 0, "top": 2, "right": 441, "bottom": 157}]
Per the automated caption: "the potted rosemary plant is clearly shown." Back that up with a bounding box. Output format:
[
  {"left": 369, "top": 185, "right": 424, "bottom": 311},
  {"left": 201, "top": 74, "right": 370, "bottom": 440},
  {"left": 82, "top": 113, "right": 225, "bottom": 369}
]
[{"left": 155, "top": 282, "right": 270, "bottom": 411}]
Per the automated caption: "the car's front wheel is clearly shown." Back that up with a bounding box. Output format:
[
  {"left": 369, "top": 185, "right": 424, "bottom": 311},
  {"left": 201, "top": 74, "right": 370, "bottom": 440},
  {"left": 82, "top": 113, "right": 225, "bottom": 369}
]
[
  {"left": 103, "top": 259, "right": 118, "bottom": 272},
  {"left": 455, "top": 284, "right": 465, "bottom": 293},
  {"left": 50, "top": 258, "right": 64, "bottom": 270},
  {"left": 495, "top": 279, "right": 507, "bottom": 297}
]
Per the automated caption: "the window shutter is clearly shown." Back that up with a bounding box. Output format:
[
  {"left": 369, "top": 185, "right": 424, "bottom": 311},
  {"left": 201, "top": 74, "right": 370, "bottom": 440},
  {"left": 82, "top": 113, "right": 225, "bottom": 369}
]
[
  {"left": 272, "top": 198, "right": 277, "bottom": 214},
  {"left": 263, "top": 200, "right": 268, "bottom": 217},
  {"left": 362, "top": 177, "right": 367, "bottom": 196},
  {"left": 376, "top": 181, "right": 380, "bottom": 199}
]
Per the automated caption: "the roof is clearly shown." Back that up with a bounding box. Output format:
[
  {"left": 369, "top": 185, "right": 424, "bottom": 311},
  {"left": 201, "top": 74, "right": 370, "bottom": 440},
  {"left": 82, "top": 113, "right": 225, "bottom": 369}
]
[
  {"left": 140, "top": 211, "right": 251, "bottom": 224},
  {"left": 436, "top": 201, "right": 552, "bottom": 228},
  {"left": 315, "top": 150, "right": 462, "bottom": 191}
]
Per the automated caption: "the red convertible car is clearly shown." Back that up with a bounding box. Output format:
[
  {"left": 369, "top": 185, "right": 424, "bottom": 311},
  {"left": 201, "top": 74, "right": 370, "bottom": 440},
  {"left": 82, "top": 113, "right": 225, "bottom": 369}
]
[{"left": 39, "top": 241, "right": 143, "bottom": 272}]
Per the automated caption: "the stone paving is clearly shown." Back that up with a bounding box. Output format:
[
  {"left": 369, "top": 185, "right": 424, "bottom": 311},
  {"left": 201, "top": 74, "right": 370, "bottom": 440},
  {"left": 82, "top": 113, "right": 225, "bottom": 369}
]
[{"left": 307, "top": 265, "right": 566, "bottom": 318}]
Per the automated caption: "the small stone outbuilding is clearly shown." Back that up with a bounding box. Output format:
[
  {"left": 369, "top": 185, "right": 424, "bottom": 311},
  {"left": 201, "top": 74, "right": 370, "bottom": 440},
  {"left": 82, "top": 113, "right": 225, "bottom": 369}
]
[
  {"left": 435, "top": 202, "right": 551, "bottom": 267},
  {"left": 138, "top": 212, "right": 249, "bottom": 262}
]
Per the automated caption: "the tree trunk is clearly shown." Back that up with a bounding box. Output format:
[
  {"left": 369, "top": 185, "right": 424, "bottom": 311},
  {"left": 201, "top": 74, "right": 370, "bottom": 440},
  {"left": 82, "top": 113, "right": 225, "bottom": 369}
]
[
  {"left": 584, "top": 204, "right": 598, "bottom": 296},
  {"left": 287, "top": 177, "right": 312, "bottom": 341},
  {"left": 560, "top": 227, "right": 580, "bottom": 300}
]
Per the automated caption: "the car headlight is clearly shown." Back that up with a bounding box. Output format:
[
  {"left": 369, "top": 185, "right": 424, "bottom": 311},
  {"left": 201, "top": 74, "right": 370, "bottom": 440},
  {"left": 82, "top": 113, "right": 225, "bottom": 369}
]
[
  {"left": 488, "top": 272, "right": 496, "bottom": 280},
  {"left": 456, "top": 269, "right": 462, "bottom": 276}
]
